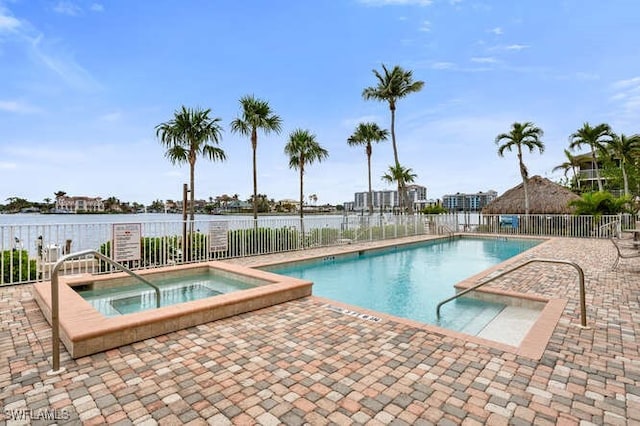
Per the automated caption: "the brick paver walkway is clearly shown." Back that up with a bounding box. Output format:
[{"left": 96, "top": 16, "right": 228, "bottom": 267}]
[{"left": 1, "top": 236, "right": 639, "bottom": 425}]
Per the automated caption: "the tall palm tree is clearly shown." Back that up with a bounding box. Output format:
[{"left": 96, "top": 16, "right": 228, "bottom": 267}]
[
  {"left": 381, "top": 164, "right": 417, "bottom": 212},
  {"left": 553, "top": 149, "right": 582, "bottom": 191},
  {"left": 569, "top": 122, "right": 613, "bottom": 192},
  {"left": 362, "top": 64, "right": 424, "bottom": 213},
  {"left": 230, "top": 95, "right": 283, "bottom": 220},
  {"left": 284, "top": 129, "right": 329, "bottom": 247},
  {"left": 605, "top": 133, "right": 640, "bottom": 197},
  {"left": 347, "top": 122, "right": 389, "bottom": 215},
  {"left": 495, "top": 122, "right": 545, "bottom": 215},
  {"left": 156, "top": 106, "right": 225, "bottom": 220}
]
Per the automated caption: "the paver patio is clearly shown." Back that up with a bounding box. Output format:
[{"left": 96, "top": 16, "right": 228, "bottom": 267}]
[{"left": 1, "top": 236, "right": 639, "bottom": 425}]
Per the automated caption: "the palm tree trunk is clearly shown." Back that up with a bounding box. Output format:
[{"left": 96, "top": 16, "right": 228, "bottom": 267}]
[
  {"left": 299, "top": 163, "right": 305, "bottom": 249},
  {"left": 518, "top": 150, "right": 530, "bottom": 215},
  {"left": 367, "top": 148, "right": 373, "bottom": 215},
  {"left": 622, "top": 165, "right": 629, "bottom": 196},
  {"left": 189, "top": 162, "right": 195, "bottom": 221},
  {"left": 591, "top": 150, "right": 603, "bottom": 191},
  {"left": 389, "top": 104, "right": 406, "bottom": 213},
  {"left": 252, "top": 129, "right": 258, "bottom": 221},
  {"left": 572, "top": 166, "right": 581, "bottom": 191}
]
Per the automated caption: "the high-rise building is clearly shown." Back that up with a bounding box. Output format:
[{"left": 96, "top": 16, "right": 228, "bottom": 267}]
[
  {"left": 352, "top": 185, "right": 429, "bottom": 212},
  {"left": 442, "top": 190, "right": 497, "bottom": 211}
]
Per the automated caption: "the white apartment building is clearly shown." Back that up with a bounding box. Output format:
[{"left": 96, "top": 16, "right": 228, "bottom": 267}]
[
  {"left": 55, "top": 195, "right": 104, "bottom": 213},
  {"left": 352, "top": 184, "right": 428, "bottom": 212},
  {"left": 442, "top": 190, "right": 497, "bottom": 212}
]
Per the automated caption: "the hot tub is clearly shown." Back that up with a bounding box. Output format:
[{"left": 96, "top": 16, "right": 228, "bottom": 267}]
[{"left": 33, "top": 262, "right": 312, "bottom": 358}]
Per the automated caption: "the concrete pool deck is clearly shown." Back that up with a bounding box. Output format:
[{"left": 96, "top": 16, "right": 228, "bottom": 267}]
[{"left": 1, "top": 235, "right": 640, "bottom": 424}]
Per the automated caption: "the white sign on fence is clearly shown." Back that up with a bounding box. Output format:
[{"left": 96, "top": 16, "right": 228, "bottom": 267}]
[
  {"left": 209, "top": 222, "right": 229, "bottom": 252},
  {"left": 112, "top": 223, "right": 142, "bottom": 262}
]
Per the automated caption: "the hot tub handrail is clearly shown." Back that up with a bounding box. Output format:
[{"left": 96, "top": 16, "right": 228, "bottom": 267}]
[
  {"left": 435, "top": 258, "right": 587, "bottom": 328},
  {"left": 49, "top": 249, "right": 161, "bottom": 374}
]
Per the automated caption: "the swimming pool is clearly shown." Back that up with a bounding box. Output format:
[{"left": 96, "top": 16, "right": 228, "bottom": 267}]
[{"left": 264, "top": 236, "right": 542, "bottom": 334}]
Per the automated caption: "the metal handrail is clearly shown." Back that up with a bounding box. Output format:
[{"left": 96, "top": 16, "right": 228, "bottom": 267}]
[
  {"left": 438, "top": 223, "right": 455, "bottom": 236},
  {"left": 436, "top": 258, "right": 588, "bottom": 328},
  {"left": 598, "top": 220, "right": 620, "bottom": 238},
  {"left": 49, "top": 249, "right": 161, "bottom": 374}
]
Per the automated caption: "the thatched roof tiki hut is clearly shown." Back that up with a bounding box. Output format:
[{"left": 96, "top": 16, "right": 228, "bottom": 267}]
[{"left": 481, "top": 176, "right": 581, "bottom": 234}]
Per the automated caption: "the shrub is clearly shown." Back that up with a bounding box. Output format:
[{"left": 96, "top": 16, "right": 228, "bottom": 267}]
[{"left": 1, "top": 249, "right": 37, "bottom": 284}]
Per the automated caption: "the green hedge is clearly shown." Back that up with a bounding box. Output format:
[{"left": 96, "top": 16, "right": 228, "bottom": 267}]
[{"left": 1, "top": 249, "right": 37, "bottom": 284}]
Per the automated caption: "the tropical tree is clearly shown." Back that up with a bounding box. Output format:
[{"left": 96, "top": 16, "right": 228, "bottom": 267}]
[
  {"left": 569, "top": 191, "right": 632, "bottom": 217},
  {"left": 381, "top": 164, "right": 417, "bottom": 212},
  {"left": 569, "top": 122, "right": 613, "bottom": 192},
  {"left": 553, "top": 149, "right": 582, "bottom": 191},
  {"left": 284, "top": 129, "right": 329, "bottom": 246},
  {"left": 604, "top": 133, "right": 640, "bottom": 197},
  {"left": 363, "top": 64, "right": 424, "bottom": 212},
  {"left": 347, "top": 122, "right": 389, "bottom": 214},
  {"left": 156, "top": 106, "right": 226, "bottom": 220},
  {"left": 230, "top": 95, "right": 283, "bottom": 220},
  {"left": 495, "top": 122, "right": 545, "bottom": 215}
]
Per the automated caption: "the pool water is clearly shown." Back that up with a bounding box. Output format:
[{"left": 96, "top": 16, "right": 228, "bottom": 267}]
[
  {"left": 77, "top": 271, "right": 259, "bottom": 317},
  {"left": 265, "top": 237, "right": 541, "bottom": 334}
]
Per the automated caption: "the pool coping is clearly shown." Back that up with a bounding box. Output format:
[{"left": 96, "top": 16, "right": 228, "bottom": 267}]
[
  {"left": 33, "top": 261, "right": 313, "bottom": 358},
  {"left": 241, "top": 234, "right": 566, "bottom": 360}
]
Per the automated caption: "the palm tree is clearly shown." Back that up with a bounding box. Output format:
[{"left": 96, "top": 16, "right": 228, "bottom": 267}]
[
  {"left": 495, "top": 122, "right": 545, "bottom": 215},
  {"left": 230, "top": 95, "right": 283, "bottom": 220},
  {"left": 569, "top": 122, "right": 613, "bottom": 192},
  {"left": 604, "top": 133, "right": 640, "bottom": 197},
  {"left": 363, "top": 64, "right": 424, "bottom": 212},
  {"left": 553, "top": 149, "right": 582, "bottom": 191},
  {"left": 156, "top": 106, "right": 225, "bottom": 220},
  {"left": 284, "top": 129, "right": 329, "bottom": 247},
  {"left": 347, "top": 122, "right": 389, "bottom": 215},
  {"left": 381, "top": 164, "right": 417, "bottom": 212}
]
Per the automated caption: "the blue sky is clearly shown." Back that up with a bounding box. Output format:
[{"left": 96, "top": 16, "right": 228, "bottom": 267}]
[{"left": 1, "top": 0, "right": 639, "bottom": 206}]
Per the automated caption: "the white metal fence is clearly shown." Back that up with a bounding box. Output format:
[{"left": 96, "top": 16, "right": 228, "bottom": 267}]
[{"left": 1, "top": 213, "right": 636, "bottom": 286}]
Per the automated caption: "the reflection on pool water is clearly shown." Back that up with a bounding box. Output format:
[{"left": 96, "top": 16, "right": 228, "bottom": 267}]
[{"left": 264, "top": 237, "right": 542, "bottom": 334}]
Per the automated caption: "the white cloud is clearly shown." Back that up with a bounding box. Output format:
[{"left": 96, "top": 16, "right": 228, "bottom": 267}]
[
  {"left": 612, "top": 76, "right": 640, "bottom": 90},
  {"left": 90, "top": 3, "right": 104, "bottom": 12},
  {"left": 505, "top": 44, "right": 529, "bottom": 51},
  {"left": 0, "top": 162, "right": 17, "bottom": 170},
  {"left": 99, "top": 111, "right": 122, "bottom": 122},
  {"left": 489, "top": 27, "right": 503, "bottom": 35},
  {"left": 0, "top": 100, "right": 39, "bottom": 113},
  {"left": 574, "top": 72, "right": 599, "bottom": 81},
  {"left": 53, "top": 1, "right": 81, "bottom": 16},
  {"left": 0, "top": 12, "right": 21, "bottom": 32},
  {"left": 419, "top": 20, "right": 431, "bottom": 32},
  {"left": 358, "top": 0, "right": 433, "bottom": 6},
  {"left": 608, "top": 76, "right": 640, "bottom": 127},
  {"left": 29, "top": 36, "right": 102, "bottom": 91},
  {"left": 471, "top": 56, "right": 497, "bottom": 64},
  {"left": 431, "top": 61, "right": 456, "bottom": 70}
]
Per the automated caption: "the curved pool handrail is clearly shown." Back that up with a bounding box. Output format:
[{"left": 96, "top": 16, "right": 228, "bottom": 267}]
[
  {"left": 435, "top": 258, "right": 587, "bottom": 328},
  {"left": 49, "top": 249, "right": 161, "bottom": 374}
]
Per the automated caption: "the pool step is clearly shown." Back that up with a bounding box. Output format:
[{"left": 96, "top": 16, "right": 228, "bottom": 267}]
[
  {"left": 476, "top": 306, "right": 541, "bottom": 346},
  {"left": 437, "top": 298, "right": 505, "bottom": 336}
]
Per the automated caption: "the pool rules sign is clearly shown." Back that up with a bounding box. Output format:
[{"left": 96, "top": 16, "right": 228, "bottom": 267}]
[
  {"left": 209, "top": 221, "right": 229, "bottom": 252},
  {"left": 112, "top": 223, "right": 142, "bottom": 262}
]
